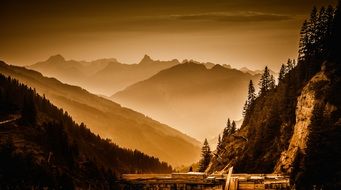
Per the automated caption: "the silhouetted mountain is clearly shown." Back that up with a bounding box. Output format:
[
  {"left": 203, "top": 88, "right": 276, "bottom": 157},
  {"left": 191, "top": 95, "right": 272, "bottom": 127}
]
[
  {"left": 0, "top": 61, "right": 201, "bottom": 166},
  {"left": 29, "top": 54, "right": 112, "bottom": 84},
  {"left": 29, "top": 54, "right": 180, "bottom": 95},
  {"left": 208, "top": 4, "right": 341, "bottom": 189},
  {"left": 240, "top": 66, "right": 278, "bottom": 77},
  {"left": 112, "top": 62, "right": 260, "bottom": 140},
  {"left": 139, "top": 54, "right": 155, "bottom": 64},
  {"left": 0, "top": 74, "right": 172, "bottom": 189}
]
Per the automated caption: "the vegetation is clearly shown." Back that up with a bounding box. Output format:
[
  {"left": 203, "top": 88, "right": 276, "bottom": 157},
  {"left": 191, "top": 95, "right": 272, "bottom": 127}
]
[
  {"left": 212, "top": 2, "right": 341, "bottom": 189},
  {"left": 216, "top": 118, "right": 237, "bottom": 153},
  {"left": 0, "top": 74, "right": 172, "bottom": 189},
  {"left": 242, "top": 80, "right": 256, "bottom": 117},
  {"left": 0, "top": 61, "right": 200, "bottom": 166},
  {"left": 198, "top": 139, "right": 211, "bottom": 172},
  {"left": 258, "top": 66, "right": 276, "bottom": 96}
]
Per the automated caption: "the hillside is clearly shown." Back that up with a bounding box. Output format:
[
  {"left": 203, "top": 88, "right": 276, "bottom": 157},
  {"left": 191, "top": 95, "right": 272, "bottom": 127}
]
[
  {"left": 29, "top": 54, "right": 180, "bottom": 95},
  {"left": 112, "top": 62, "right": 260, "bottom": 140},
  {"left": 207, "top": 3, "right": 341, "bottom": 189},
  {"left": 0, "top": 62, "right": 201, "bottom": 166},
  {"left": 0, "top": 74, "right": 172, "bottom": 189}
]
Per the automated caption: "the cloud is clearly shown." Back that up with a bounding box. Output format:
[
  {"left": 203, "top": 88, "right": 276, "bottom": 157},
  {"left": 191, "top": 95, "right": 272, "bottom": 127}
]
[
  {"left": 178, "top": 12, "right": 293, "bottom": 22},
  {"left": 138, "top": 12, "right": 293, "bottom": 23}
]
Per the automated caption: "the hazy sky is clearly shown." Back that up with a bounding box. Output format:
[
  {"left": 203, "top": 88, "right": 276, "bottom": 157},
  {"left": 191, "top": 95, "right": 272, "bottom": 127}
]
[{"left": 0, "top": 0, "right": 337, "bottom": 70}]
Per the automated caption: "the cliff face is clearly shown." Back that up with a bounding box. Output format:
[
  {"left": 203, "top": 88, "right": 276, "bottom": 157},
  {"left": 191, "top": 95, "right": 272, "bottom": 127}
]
[{"left": 274, "top": 70, "right": 330, "bottom": 173}]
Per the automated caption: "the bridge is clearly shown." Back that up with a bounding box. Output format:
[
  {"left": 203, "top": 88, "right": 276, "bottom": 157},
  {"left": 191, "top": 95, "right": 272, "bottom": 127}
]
[{"left": 118, "top": 167, "right": 290, "bottom": 190}]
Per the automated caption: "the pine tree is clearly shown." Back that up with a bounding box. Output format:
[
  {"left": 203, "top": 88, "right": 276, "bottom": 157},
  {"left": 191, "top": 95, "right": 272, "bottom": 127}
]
[
  {"left": 247, "top": 80, "right": 256, "bottom": 104},
  {"left": 226, "top": 118, "right": 231, "bottom": 135},
  {"left": 231, "top": 121, "right": 236, "bottom": 134},
  {"left": 243, "top": 80, "right": 256, "bottom": 117},
  {"left": 222, "top": 118, "right": 232, "bottom": 142},
  {"left": 278, "top": 64, "right": 286, "bottom": 81},
  {"left": 286, "top": 59, "right": 294, "bottom": 71},
  {"left": 298, "top": 20, "right": 309, "bottom": 61},
  {"left": 198, "top": 139, "right": 211, "bottom": 172},
  {"left": 307, "top": 6, "right": 319, "bottom": 58},
  {"left": 269, "top": 74, "right": 276, "bottom": 90},
  {"left": 242, "top": 100, "right": 248, "bottom": 117},
  {"left": 216, "top": 135, "right": 222, "bottom": 152},
  {"left": 258, "top": 66, "right": 272, "bottom": 95}
]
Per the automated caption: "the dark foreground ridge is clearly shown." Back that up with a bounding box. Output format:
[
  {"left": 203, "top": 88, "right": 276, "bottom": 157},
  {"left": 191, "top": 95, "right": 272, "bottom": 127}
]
[{"left": 0, "top": 74, "right": 172, "bottom": 189}]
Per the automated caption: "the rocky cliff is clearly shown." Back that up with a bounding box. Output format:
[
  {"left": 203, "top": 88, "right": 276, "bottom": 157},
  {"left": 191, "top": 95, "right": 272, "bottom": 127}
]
[{"left": 274, "top": 69, "right": 330, "bottom": 174}]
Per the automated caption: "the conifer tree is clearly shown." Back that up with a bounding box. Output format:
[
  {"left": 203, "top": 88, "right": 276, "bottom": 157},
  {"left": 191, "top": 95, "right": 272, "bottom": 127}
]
[
  {"left": 231, "top": 121, "right": 236, "bottom": 134},
  {"left": 216, "top": 135, "right": 222, "bottom": 151},
  {"left": 298, "top": 20, "right": 309, "bottom": 61},
  {"left": 269, "top": 74, "right": 276, "bottom": 90},
  {"left": 247, "top": 80, "right": 256, "bottom": 104},
  {"left": 222, "top": 118, "right": 231, "bottom": 141},
  {"left": 258, "top": 66, "right": 272, "bottom": 95},
  {"left": 286, "top": 59, "right": 295, "bottom": 71},
  {"left": 198, "top": 139, "right": 211, "bottom": 172},
  {"left": 278, "top": 64, "right": 286, "bottom": 81},
  {"left": 243, "top": 80, "right": 256, "bottom": 117},
  {"left": 309, "top": 6, "right": 319, "bottom": 46}
]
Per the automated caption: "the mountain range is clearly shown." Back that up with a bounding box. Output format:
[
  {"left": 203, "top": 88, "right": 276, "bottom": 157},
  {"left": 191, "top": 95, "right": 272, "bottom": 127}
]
[
  {"left": 29, "top": 54, "right": 180, "bottom": 95},
  {"left": 29, "top": 54, "right": 268, "bottom": 140},
  {"left": 0, "top": 61, "right": 201, "bottom": 166},
  {"left": 112, "top": 62, "right": 260, "bottom": 140}
]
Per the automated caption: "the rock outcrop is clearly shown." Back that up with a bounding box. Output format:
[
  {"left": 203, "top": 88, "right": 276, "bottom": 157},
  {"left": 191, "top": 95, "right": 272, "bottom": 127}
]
[{"left": 274, "top": 71, "right": 330, "bottom": 173}]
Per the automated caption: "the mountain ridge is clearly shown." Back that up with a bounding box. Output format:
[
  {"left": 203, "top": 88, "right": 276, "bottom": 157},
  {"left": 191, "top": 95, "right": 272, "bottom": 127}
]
[
  {"left": 29, "top": 54, "right": 180, "bottom": 95},
  {"left": 0, "top": 61, "right": 201, "bottom": 166},
  {"left": 112, "top": 62, "right": 260, "bottom": 140}
]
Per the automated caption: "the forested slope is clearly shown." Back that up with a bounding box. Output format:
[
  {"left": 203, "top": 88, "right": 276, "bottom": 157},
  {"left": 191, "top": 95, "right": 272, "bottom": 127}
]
[
  {"left": 0, "top": 74, "right": 171, "bottom": 189},
  {"left": 208, "top": 3, "right": 341, "bottom": 189}
]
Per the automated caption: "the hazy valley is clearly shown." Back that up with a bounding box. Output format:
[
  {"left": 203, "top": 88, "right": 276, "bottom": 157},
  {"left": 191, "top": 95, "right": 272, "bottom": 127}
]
[
  {"left": 0, "top": 62, "right": 201, "bottom": 166},
  {"left": 1, "top": 0, "right": 340, "bottom": 189}
]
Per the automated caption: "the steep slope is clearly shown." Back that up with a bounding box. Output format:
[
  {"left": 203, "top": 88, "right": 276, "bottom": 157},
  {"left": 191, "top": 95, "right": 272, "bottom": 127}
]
[
  {"left": 0, "top": 61, "right": 201, "bottom": 166},
  {"left": 112, "top": 62, "right": 260, "bottom": 140},
  {"left": 208, "top": 61, "right": 340, "bottom": 187},
  {"left": 0, "top": 74, "right": 172, "bottom": 189},
  {"left": 29, "top": 54, "right": 180, "bottom": 95},
  {"left": 208, "top": 4, "right": 341, "bottom": 189}
]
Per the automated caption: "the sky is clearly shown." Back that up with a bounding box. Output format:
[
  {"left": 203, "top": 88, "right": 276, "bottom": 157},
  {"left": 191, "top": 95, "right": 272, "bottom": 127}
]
[{"left": 0, "top": 0, "right": 337, "bottom": 71}]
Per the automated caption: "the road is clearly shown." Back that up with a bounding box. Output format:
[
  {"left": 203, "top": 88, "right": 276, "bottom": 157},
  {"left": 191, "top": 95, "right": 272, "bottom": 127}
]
[{"left": 0, "top": 115, "right": 21, "bottom": 125}]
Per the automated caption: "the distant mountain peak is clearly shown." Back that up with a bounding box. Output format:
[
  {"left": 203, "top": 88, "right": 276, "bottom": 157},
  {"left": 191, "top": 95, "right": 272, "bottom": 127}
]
[
  {"left": 211, "top": 64, "right": 225, "bottom": 71},
  {"left": 47, "top": 54, "right": 65, "bottom": 63},
  {"left": 139, "top": 54, "right": 154, "bottom": 64}
]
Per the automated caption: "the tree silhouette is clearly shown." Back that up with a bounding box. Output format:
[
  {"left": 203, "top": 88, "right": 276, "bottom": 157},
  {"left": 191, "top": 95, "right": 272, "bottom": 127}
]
[
  {"left": 223, "top": 119, "right": 231, "bottom": 140},
  {"left": 298, "top": 20, "right": 309, "bottom": 61},
  {"left": 216, "top": 134, "right": 222, "bottom": 151},
  {"left": 278, "top": 64, "right": 286, "bottom": 81},
  {"left": 198, "top": 139, "right": 211, "bottom": 172},
  {"left": 258, "top": 66, "right": 275, "bottom": 95},
  {"left": 231, "top": 121, "right": 236, "bottom": 134}
]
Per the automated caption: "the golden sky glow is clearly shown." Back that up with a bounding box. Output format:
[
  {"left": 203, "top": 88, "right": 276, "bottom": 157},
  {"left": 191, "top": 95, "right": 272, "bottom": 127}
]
[{"left": 0, "top": 0, "right": 337, "bottom": 70}]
